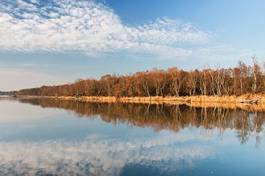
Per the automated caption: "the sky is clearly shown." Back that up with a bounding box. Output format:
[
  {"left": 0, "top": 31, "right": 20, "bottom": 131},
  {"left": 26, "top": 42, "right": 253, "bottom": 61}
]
[{"left": 0, "top": 0, "right": 265, "bottom": 91}]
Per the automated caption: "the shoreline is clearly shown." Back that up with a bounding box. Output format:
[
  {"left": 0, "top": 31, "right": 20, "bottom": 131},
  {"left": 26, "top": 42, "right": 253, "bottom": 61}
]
[
  {"left": 15, "top": 94, "right": 265, "bottom": 111},
  {"left": 16, "top": 94, "right": 265, "bottom": 104}
]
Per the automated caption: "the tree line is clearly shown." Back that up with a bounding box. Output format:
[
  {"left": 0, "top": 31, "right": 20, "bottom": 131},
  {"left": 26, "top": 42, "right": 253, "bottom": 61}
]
[{"left": 16, "top": 60, "right": 265, "bottom": 97}]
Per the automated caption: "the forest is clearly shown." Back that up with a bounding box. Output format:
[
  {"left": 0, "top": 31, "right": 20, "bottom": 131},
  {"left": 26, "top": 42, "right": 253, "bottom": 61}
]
[{"left": 16, "top": 60, "right": 265, "bottom": 97}]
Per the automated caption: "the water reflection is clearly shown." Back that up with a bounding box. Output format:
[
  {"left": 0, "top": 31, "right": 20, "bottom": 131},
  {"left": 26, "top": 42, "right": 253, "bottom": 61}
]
[
  {"left": 1, "top": 98, "right": 265, "bottom": 175},
  {"left": 0, "top": 133, "right": 212, "bottom": 176},
  {"left": 19, "top": 98, "right": 265, "bottom": 144}
]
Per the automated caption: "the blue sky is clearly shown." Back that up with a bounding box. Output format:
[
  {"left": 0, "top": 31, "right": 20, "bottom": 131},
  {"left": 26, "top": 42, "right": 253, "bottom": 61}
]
[{"left": 0, "top": 0, "right": 265, "bottom": 90}]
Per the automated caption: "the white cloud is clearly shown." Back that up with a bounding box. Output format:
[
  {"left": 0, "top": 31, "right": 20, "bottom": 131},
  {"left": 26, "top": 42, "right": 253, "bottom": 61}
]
[
  {"left": 0, "top": 0, "right": 210, "bottom": 58},
  {"left": 191, "top": 45, "right": 254, "bottom": 67},
  {"left": 0, "top": 133, "right": 213, "bottom": 175}
]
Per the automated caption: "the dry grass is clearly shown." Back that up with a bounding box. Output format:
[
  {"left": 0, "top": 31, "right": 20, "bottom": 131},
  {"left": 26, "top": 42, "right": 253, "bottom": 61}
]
[{"left": 17, "top": 94, "right": 265, "bottom": 112}]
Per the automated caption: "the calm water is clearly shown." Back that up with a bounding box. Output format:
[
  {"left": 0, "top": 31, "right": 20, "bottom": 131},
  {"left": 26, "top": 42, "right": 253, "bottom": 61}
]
[{"left": 0, "top": 98, "right": 265, "bottom": 176}]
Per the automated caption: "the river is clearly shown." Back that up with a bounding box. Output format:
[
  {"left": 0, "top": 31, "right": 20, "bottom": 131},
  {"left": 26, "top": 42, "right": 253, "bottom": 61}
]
[{"left": 0, "top": 98, "right": 264, "bottom": 176}]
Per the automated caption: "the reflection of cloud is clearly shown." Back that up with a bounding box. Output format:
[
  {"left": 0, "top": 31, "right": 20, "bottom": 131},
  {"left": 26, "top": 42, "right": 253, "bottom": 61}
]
[
  {"left": 0, "top": 133, "right": 213, "bottom": 176},
  {"left": 0, "top": 99, "right": 62, "bottom": 123},
  {"left": 0, "top": 0, "right": 209, "bottom": 58}
]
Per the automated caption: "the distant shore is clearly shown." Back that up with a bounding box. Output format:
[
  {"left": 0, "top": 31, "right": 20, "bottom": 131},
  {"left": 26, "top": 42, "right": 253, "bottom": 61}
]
[{"left": 15, "top": 94, "right": 265, "bottom": 112}]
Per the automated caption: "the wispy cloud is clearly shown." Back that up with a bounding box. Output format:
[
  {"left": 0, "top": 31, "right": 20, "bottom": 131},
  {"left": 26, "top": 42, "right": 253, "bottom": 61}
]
[{"left": 0, "top": 0, "right": 210, "bottom": 58}]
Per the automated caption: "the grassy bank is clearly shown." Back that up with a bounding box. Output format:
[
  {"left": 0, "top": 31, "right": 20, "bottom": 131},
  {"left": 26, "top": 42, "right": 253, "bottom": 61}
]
[
  {"left": 17, "top": 94, "right": 265, "bottom": 106},
  {"left": 16, "top": 94, "right": 265, "bottom": 112}
]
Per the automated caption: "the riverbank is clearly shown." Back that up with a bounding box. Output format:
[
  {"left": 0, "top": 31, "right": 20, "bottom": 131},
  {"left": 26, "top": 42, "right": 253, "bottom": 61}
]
[
  {"left": 16, "top": 94, "right": 265, "bottom": 105},
  {"left": 16, "top": 94, "right": 265, "bottom": 112}
]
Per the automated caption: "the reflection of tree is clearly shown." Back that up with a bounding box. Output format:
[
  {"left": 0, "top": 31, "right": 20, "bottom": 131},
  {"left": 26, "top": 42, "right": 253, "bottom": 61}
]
[{"left": 19, "top": 98, "right": 265, "bottom": 144}]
